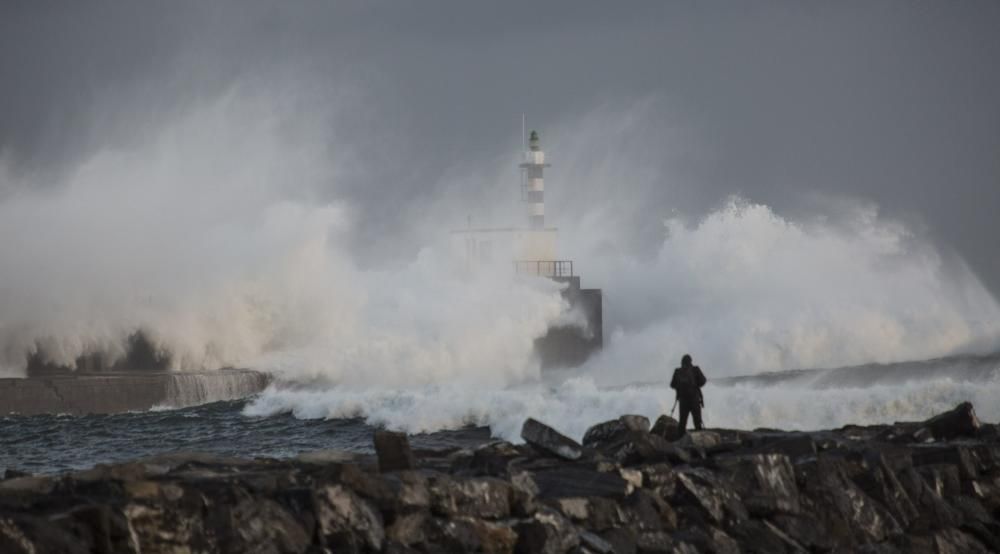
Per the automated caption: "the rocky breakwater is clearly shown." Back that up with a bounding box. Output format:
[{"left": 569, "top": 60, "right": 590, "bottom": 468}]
[{"left": 2, "top": 402, "right": 1000, "bottom": 553}]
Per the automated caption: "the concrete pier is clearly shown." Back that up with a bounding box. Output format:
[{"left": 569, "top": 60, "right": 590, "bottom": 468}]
[{"left": 0, "top": 369, "right": 270, "bottom": 416}]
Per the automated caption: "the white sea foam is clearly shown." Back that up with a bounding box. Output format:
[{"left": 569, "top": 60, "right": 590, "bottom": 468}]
[{"left": 244, "top": 373, "right": 1000, "bottom": 441}]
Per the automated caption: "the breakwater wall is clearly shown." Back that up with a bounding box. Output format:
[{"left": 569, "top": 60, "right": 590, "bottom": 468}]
[{"left": 0, "top": 369, "right": 270, "bottom": 415}]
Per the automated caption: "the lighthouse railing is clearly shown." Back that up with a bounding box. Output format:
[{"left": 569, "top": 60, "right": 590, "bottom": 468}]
[{"left": 514, "top": 260, "right": 574, "bottom": 278}]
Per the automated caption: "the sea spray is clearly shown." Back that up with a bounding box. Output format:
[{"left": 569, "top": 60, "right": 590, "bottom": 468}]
[{"left": 244, "top": 365, "right": 1000, "bottom": 443}]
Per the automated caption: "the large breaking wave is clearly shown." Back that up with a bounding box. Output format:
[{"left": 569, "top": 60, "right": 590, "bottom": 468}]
[{"left": 2, "top": 89, "right": 999, "bottom": 436}]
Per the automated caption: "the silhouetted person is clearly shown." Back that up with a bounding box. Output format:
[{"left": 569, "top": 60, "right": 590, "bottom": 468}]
[{"left": 670, "top": 354, "right": 706, "bottom": 435}]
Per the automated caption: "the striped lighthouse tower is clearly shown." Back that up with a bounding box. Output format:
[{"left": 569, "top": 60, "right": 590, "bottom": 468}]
[{"left": 519, "top": 130, "right": 550, "bottom": 229}]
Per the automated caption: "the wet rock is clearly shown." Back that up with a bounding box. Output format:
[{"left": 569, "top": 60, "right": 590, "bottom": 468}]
[
  {"left": 931, "top": 527, "right": 991, "bottom": 553},
  {"left": 1, "top": 469, "right": 28, "bottom": 481},
  {"left": 514, "top": 507, "right": 579, "bottom": 554},
  {"left": 379, "top": 471, "right": 432, "bottom": 515},
  {"left": 0, "top": 475, "right": 56, "bottom": 496},
  {"left": 583, "top": 415, "right": 651, "bottom": 447},
  {"left": 523, "top": 467, "right": 629, "bottom": 499},
  {"left": 0, "top": 515, "right": 89, "bottom": 554},
  {"left": 521, "top": 418, "right": 584, "bottom": 461},
  {"left": 429, "top": 475, "right": 512, "bottom": 519},
  {"left": 913, "top": 445, "right": 979, "bottom": 480},
  {"left": 796, "top": 455, "right": 901, "bottom": 545},
  {"left": 316, "top": 484, "right": 385, "bottom": 551},
  {"left": 671, "top": 527, "right": 740, "bottom": 554},
  {"left": 296, "top": 449, "right": 362, "bottom": 465},
  {"left": 920, "top": 401, "right": 981, "bottom": 441},
  {"left": 728, "top": 519, "right": 808, "bottom": 553},
  {"left": 634, "top": 530, "right": 673, "bottom": 553},
  {"left": 851, "top": 453, "right": 919, "bottom": 530},
  {"left": 968, "top": 443, "right": 1000, "bottom": 473},
  {"left": 672, "top": 468, "right": 748, "bottom": 527},
  {"left": 579, "top": 530, "right": 615, "bottom": 553},
  {"left": 6, "top": 405, "right": 1000, "bottom": 553},
  {"left": 601, "top": 431, "right": 691, "bottom": 466},
  {"left": 896, "top": 466, "right": 963, "bottom": 530},
  {"left": 459, "top": 442, "right": 523, "bottom": 477},
  {"left": 623, "top": 488, "right": 677, "bottom": 531},
  {"left": 374, "top": 430, "right": 416, "bottom": 472},
  {"left": 770, "top": 514, "right": 837, "bottom": 552},
  {"left": 753, "top": 433, "right": 817, "bottom": 460},
  {"left": 587, "top": 496, "right": 627, "bottom": 531},
  {"left": 544, "top": 496, "right": 587, "bottom": 521},
  {"left": 675, "top": 430, "right": 722, "bottom": 450},
  {"left": 713, "top": 453, "right": 800, "bottom": 516},
  {"left": 224, "top": 497, "right": 311, "bottom": 553},
  {"left": 599, "top": 527, "right": 637, "bottom": 554},
  {"left": 650, "top": 415, "right": 679, "bottom": 440},
  {"left": 639, "top": 463, "right": 677, "bottom": 498},
  {"left": 437, "top": 516, "right": 517, "bottom": 554},
  {"left": 917, "top": 464, "right": 962, "bottom": 498},
  {"left": 619, "top": 467, "right": 643, "bottom": 492},
  {"left": 386, "top": 511, "right": 431, "bottom": 547},
  {"left": 47, "top": 504, "right": 137, "bottom": 554}
]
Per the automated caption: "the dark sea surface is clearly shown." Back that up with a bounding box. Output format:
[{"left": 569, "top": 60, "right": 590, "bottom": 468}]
[{"left": 0, "top": 399, "right": 492, "bottom": 475}]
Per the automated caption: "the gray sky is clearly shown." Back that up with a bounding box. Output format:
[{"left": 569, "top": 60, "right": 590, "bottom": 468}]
[{"left": 3, "top": 1, "right": 1000, "bottom": 292}]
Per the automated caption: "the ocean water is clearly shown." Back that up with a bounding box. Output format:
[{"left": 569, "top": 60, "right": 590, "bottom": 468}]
[
  {"left": 4, "top": 352, "right": 999, "bottom": 475},
  {"left": 0, "top": 400, "right": 491, "bottom": 475}
]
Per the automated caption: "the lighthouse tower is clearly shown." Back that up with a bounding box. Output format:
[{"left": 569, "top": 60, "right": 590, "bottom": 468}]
[
  {"left": 520, "top": 130, "right": 550, "bottom": 229},
  {"left": 449, "top": 126, "right": 602, "bottom": 368}
]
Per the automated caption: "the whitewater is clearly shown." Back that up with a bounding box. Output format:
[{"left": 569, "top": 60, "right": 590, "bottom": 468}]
[{"left": 2, "top": 90, "right": 1000, "bottom": 472}]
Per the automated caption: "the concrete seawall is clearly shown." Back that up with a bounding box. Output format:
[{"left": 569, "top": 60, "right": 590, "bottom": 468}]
[{"left": 0, "top": 369, "right": 271, "bottom": 416}]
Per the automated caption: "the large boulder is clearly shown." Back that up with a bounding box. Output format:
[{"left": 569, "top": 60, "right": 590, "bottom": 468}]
[
  {"left": 386, "top": 511, "right": 432, "bottom": 547},
  {"left": 518, "top": 467, "right": 630, "bottom": 500},
  {"left": 429, "top": 475, "right": 512, "bottom": 519},
  {"left": 374, "top": 430, "right": 416, "bottom": 472},
  {"left": 895, "top": 466, "right": 963, "bottom": 531},
  {"left": 514, "top": 507, "right": 580, "bottom": 554},
  {"left": 728, "top": 519, "right": 809, "bottom": 553},
  {"left": 583, "top": 415, "right": 651, "bottom": 447},
  {"left": 621, "top": 488, "right": 677, "bottom": 532},
  {"left": 435, "top": 516, "right": 518, "bottom": 554},
  {"left": 650, "top": 415, "right": 680, "bottom": 440},
  {"left": 315, "top": 485, "right": 385, "bottom": 551},
  {"left": 752, "top": 434, "right": 817, "bottom": 460},
  {"left": 912, "top": 445, "right": 979, "bottom": 480},
  {"left": 919, "top": 402, "right": 981, "bottom": 441},
  {"left": 521, "top": 418, "right": 584, "bottom": 461},
  {"left": 672, "top": 468, "right": 748, "bottom": 528},
  {"left": 374, "top": 471, "right": 432, "bottom": 517},
  {"left": 850, "top": 453, "right": 919, "bottom": 531},
  {"left": 675, "top": 431, "right": 722, "bottom": 450},
  {"left": 599, "top": 431, "right": 691, "bottom": 466},
  {"left": 795, "top": 455, "right": 902, "bottom": 546},
  {"left": 712, "top": 454, "right": 800, "bottom": 517},
  {"left": 222, "top": 498, "right": 312, "bottom": 553}
]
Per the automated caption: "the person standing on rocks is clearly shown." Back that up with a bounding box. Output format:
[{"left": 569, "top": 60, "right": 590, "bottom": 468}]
[{"left": 670, "top": 354, "right": 707, "bottom": 435}]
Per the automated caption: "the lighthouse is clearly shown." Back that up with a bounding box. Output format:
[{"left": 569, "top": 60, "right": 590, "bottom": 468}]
[
  {"left": 450, "top": 127, "right": 602, "bottom": 368},
  {"left": 520, "top": 130, "right": 550, "bottom": 229}
]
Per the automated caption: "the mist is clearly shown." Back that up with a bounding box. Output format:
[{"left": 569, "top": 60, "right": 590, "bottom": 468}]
[
  {"left": 1, "top": 79, "right": 996, "bottom": 383},
  {"left": 2, "top": 2, "right": 1000, "bottom": 436}
]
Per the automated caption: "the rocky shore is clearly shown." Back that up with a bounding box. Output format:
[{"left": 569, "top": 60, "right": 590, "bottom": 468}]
[{"left": 2, "top": 402, "right": 999, "bottom": 553}]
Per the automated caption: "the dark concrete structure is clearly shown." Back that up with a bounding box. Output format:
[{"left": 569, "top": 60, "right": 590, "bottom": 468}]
[
  {"left": 0, "top": 369, "right": 270, "bottom": 416},
  {"left": 534, "top": 275, "right": 603, "bottom": 369}
]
